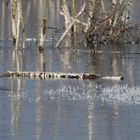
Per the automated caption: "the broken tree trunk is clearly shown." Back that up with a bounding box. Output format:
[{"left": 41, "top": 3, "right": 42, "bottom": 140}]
[
  {"left": 38, "top": 19, "right": 47, "bottom": 51},
  {"left": 0, "top": 71, "right": 124, "bottom": 81}
]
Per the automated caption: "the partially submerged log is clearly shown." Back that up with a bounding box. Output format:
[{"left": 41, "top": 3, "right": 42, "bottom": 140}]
[
  {"left": 0, "top": 71, "right": 99, "bottom": 80},
  {"left": 0, "top": 71, "right": 124, "bottom": 81}
]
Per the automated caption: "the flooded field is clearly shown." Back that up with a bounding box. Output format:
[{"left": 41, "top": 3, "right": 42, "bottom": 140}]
[{"left": 0, "top": 0, "right": 140, "bottom": 140}]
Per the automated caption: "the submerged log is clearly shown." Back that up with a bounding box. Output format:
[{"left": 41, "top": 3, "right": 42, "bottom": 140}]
[
  {"left": 0, "top": 71, "right": 124, "bottom": 81},
  {"left": 0, "top": 71, "right": 99, "bottom": 80}
]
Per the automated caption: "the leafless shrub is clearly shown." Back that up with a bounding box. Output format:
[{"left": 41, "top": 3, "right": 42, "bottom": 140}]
[
  {"left": 57, "top": 0, "right": 139, "bottom": 49},
  {"left": 84, "top": 0, "right": 133, "bottom": 49}
]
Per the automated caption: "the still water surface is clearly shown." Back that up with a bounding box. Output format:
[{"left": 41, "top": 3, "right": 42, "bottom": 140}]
[
  {"left": 0, "top": 0, "right": 140, "bottom": 140},
  {"left": 0, "top": 46, "right": 140, "bottom": 140}
]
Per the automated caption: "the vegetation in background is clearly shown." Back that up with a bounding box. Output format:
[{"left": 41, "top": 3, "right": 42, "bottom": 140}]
[
  {"left": 57, "top": 0, "right": 139, "bottom": 50},
  {"left": 9, "top": 0, "right": 139, "bottom": 50},
  {"left": 84, "top": 0, "right": 133, "bottom": 48}
]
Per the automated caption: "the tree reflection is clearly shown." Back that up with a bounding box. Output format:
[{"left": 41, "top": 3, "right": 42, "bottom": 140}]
[{"left": 10, "top": 49, "right": 25, "bottom": 137}]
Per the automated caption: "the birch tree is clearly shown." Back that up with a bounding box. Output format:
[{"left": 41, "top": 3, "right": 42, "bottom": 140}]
[{"left": 10, "top": 0, "right": 25, "bottom": 48}]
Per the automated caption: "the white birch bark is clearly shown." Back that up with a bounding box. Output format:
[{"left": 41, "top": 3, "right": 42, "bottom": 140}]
[{"left": 10, "top": 0, "right": 25, "bottom": 48}]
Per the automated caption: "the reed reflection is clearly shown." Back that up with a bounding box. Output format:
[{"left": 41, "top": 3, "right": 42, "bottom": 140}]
[
  {"left": 38, "top": 51, "right": 46, "bottom": 71},
  {"left": 59, "top": 49, "right": 74, "bottom": 71}
]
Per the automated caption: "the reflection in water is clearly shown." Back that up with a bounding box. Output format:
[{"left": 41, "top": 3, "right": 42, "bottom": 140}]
[
  {"left": 10, "top": 79, "right": 23, "bottom": 136},
  {"left": 38, "top": 51, "right": 46, "bottom": 71},
  {"left": 86, "top": 81, "right": 95, "bottom": 140},
  {"left": 10, "top": 48, "right": 24, "bottom": 137},
  {"left": 3, "top": 47, "right": 140, "bottom": 105},
  {"left": 35, "top": 81, "right": 43, "bottom": 140},
  {"left": 87, "top": 100, "right": 94, "bottom": 140},
  {"left": 5, "top": 74, "right": 140, "bottom": 140},
  {"left": 35, "top": 48, "right": 45, "bottom": 140}
]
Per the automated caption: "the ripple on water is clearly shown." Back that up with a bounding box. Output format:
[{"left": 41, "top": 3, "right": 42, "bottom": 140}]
[
  {"left": 95, "top": 85, "right": 140, "bottom": 105},
  {"left": 8, "top": 84, "right": 140, "bottom": 105},
  {"left": 42, "top": 84, "right": 140, "bottom": 105}
]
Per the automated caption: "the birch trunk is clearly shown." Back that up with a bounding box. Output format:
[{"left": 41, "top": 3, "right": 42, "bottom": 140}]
[{"left": 10, "top": 0, "right": 25, "bottom": 48}]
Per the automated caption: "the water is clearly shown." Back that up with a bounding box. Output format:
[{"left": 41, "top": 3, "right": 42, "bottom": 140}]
[
  {"left": 0, "top": 46, "right": 140, "bottom": 140},
  {"left": 0, "top": 1, "right": 140, "bottom": 140}
]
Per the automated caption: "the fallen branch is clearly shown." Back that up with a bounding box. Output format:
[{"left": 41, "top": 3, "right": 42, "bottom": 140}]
[{"left": 0, "top": 71, "right": 124, "bottom": 81}]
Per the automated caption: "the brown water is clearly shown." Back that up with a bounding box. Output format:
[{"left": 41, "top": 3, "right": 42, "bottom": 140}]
[{"left": 0, "top": 1, "right": 140, "bottom": 140}]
